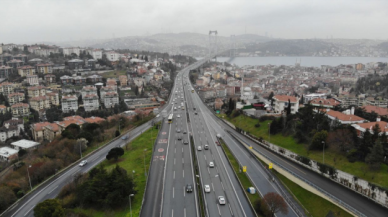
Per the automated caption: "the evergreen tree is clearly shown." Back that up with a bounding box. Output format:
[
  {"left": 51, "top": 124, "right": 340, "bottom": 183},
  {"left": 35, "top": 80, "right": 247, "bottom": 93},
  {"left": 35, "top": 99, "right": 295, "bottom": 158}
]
[{"left": 365, "top": 142, "right": 384, "bottom": 169}]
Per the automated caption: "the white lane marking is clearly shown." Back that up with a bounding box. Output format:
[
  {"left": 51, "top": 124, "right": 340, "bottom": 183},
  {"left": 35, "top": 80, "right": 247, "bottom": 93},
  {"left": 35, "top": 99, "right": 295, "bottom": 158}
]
[
  {"left": 184, "top": 208, "right": 186, "bottom": 217},
  {"left": 174, "top": 158, "right": 176, "bottom": 165},
  {"left": 182, "top": 158, "right": 184, "bottom": 164},
  {"left": 217, "top": 204, "right": 221, "bottom": 216},
  {"left": 204, "top": 155, "right": 206, "bottom": 160},
  {"left": 183, "top": 170, "right": 185, "bottom": 178},
  {"left": 172, "top": 209, "right": 174, "bottom": 217},
  {"left": 174, "top": 171, "right": 175, "bottom": 179},
  {"left": 175, "top": 148, "right": 176, "bottom": 154},
  {"left": 47, "top": 185, "right": 58, "bottom": 195},
  {"left": 212, "top": 183, "right": 215, "bottom": 191},
  {"left": 221, "top": 181, "right": 225, "bottom": 190},
  {"left": 173, "top": 187, "right": 175, "bottom": 198},
  {"left": 183, "top": 186, "right": 186, "bottom": 197},
  {"left": 207, "top": 167, "right": 210, "bottom": 174},
  {"left": 23, "top": 206, "right": 35, "bottom": 216},
  {"left": 229, "top": 204, "right": 234, "bottom": 216}
]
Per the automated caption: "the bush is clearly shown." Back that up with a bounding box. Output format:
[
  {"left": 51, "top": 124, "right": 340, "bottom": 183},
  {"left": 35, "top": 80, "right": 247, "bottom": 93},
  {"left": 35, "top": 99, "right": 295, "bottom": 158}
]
[
  {"left": 255, "top": 123, "right": 261, "bottom": 128},
  {"left": 259, "top": 115, "right": 276, "bottom": 122}
]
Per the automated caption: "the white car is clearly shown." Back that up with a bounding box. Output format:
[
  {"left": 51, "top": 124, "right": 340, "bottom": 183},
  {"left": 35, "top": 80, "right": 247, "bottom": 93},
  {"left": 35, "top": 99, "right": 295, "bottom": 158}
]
[
  {"left": 177, "top": 114, "right": 181, "bottom": 118},
  {"left": 197, "top": 146, "right": 202, "bottom": 151},
  {"left": 79, "top": 160, "right": 87, "bottom": 167},
  {"left": 204, "top": 185, "right": 211, "bottom": 193},
  {"left": 218, "top": 196, "right": 226, "bottom": 205},
  {"left": 209, "top": 162, "right": 214, "bottom": 168}
]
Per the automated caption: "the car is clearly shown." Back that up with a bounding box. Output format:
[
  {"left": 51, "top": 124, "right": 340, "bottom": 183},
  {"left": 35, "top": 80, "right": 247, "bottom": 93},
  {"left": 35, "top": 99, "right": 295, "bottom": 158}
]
[
  {"left": 209, "top": 162, "right": 214, "bottom": 167},
  {"left": 177, "top": 114, "right": 181, "bottom": 118},
  {"left": 176, "top": 129, "right": 181, "bottom": 133},
  {"left": 121, "top": 135, "right": 129, "bottom": 140},
  {"left": 195, "top": 112, "right": 198, "bottom": 115},
  {"left": 183, "top": 131, "right": 187, "bottom": 134},
  {"left": 216, "top": 141, "right": 220, "bottom": 146},
  {"left": 204, "top": 185, "right": 211, "bottom": 193},
  {"left": 183, "top": 140, "right": 189, "bottom": 145},
  {"left": 204, "top": 144, "right": 209, "bottom": 150},
  {"left": 156, "top": 114, "right": 160, "bottom": 117},
  {"left": 197, "top": 146, "right": 202, "bottom": 151},
  {"left": 79, "top": 160, "right": 87, "bottom": 167},
  {"left": 174, "top": 107, "right": 177, "bottom": 110},
  {"left": 218, "top": 196, "right": 226, "bottom": 205},
  {"left": 177, "top": 135, "right": 182, "bottom": 140},
  {"left": 186, "top": 184, "right": 193, "bottom": 193}
]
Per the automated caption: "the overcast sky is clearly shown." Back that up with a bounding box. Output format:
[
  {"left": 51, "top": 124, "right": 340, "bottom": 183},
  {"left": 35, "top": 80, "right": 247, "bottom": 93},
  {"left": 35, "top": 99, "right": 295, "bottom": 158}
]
[{"left": 1, "top": 0, "right": 388, "bottom": 44}]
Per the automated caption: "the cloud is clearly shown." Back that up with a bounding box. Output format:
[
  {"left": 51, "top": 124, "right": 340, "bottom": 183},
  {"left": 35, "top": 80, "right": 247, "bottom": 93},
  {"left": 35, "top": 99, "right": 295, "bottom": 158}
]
[{"left": 0, "top": 0, "right": 387, "bottom": 43}]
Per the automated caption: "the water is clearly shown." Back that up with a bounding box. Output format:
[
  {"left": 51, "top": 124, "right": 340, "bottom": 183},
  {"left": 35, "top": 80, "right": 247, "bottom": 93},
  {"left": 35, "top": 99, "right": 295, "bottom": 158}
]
[{"left": 213, "top": 56, "right": 388, "bottom": 67}]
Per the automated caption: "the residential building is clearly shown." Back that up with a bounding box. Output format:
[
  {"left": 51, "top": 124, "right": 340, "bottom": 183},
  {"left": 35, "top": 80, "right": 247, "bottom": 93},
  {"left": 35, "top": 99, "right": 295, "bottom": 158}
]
[
  {"left": 31, "top": 122, "right": 50, "bottom": 142},
  {"left": 27, "top": 74, "right": 39, "bottom": 85},
  {"left": 36, "top": 63, "right": 53, "bottom": 74},
  {"left": 46, "top": 92, "right": 60, "bottom": 106},
  {"left": 28, "top": 85, "right": 46, "bottom": 98},
  {"left": 18, "top": 65, "right": 36, "bottom": 77},
  {"left": 352, "top": 120, "right": 388, "bottom": 138},
  {"left": 81, "top": 85, "right": 97, "bottom": 98},
  {"left": 60, "top": 75, "right": 73, "bottom": 84},
  {"left": 124, "top": 99, "right": 160, "bottom": 110},
  {"left": 106, "top": 78, "right": 117, "bottom": 91},
  {"left": 214, "top": 98, "right": 224, "bottom": 110},
  {"left": 11, "top": 103, "right": 29, "bottom": 116},
  {"left": 0, "top": 65, "right": 12, "bottom": 79},
  {"left": 0, "top": 118, "right": 24, "bottom": 142},
  {"left": 105, "top": 51, "right": 121, "bottom": 62},
  {"left": 44, "top": 74, "right": 56, "bottom": 84},
  {"left": 104, "top": 92, "right": 119, "bottom": 108},
  {"left": 63, "top": 47, "right": 81, "bottom": 56},
  {"left": 84, "top": 116, "right": 105, "bottom": 124},
  {"left": 83, "top": 94, "right": 99, "bottom": 111},
  {"left": 30, "top": 96, "right": 50, "bottom": 111},
  {"left": 273, "top": 95, "right": 299, "bottom": 114},
  {"left": 85, "top": 59, "right": 96, "bottom": 70},
  {"left": 55, "top": 115, "right": 86, "bottom": 131},
  {"left": 0, "top": 147, "right": 18, "bottom": 162},
  {"left": 43, "top": 123, "right": 61, "bottom": 142},
  {"left": 119, "top": 75, "right": 128, "bottom": 87},
  {"left": 87, "top": 74, "right": 103, "bottom": 83},
  {"left": 325, "top": 109, "right": 365, "bottom": 125},
  {"left": 28, "top": 58, "right": 43, "bottom": 66},
  {"left": 0, "top": 105, "right": 8, "bottom": 114},
  {"left": 73, "top": 76, "right": 86, "bottom": 84},
  {"left": 11, "top": 139, "right": 40, "bottom": 151},
  {"left": 7, "top": 59, "right": 23, "bottom": 69},
  {"left": 0, "top": 82, "right": 16, "bottom": 97},
  {"left": 67, "top": 59, "right": 84, "bottom": 70},
  {"left": 309, "top": 98, "right": 341, "bottom": 108},
  {"left": 361, "top": 105, "right": 388, "bottom": 118},
  {"left": 89, "top": 49, "right": 102, "bottom": 60},
  {"left": 8, "top": 92, "right": 25, "bottom": 105},
  {"left": 100, "top": 86, "right": 116, "bottom": 101},
  {"left": 61, "top": 95, "right": 78, "bottom": 113}
]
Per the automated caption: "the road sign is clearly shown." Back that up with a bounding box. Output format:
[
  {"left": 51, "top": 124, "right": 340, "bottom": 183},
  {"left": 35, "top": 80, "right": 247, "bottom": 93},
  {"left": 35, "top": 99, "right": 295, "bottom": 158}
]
[
  {"left": 243, "top": 166, "right": 247, "bottom": 172},
  {"left": 269, "top": 163, "right": 273, "bottom": 169}
]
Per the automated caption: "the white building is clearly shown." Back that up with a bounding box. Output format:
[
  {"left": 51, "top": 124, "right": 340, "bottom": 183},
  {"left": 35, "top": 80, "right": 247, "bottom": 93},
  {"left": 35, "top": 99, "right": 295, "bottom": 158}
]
[
  {"left": 105, "top": 51, "right": 121, "bottom": 62},
  {"left": 104, "top": 92, "right": 119, "bottom": 108},
  {"left": 100, "top": 86, "right": 116, "bottom": 101},
  {"left": 273, "top": 95, "right": 300, "bottom": 114},
  {"left": 81, "top": 85, "right": 97, "bottom": 99},
  {"left": 26, "top": 74, "right": 39, "bottom": 85},
  {"left": 89, "top": 49, "right": 102, "bottom": 60},
  {"left": 61, "top": 95, "right": 78, "bottom": 113},
  {"left": 63, "top": 47, "right": 81, "bottom": 56},
  {"left": 11, "top": 139, "right": 40, "bottom": 150},
  {"left": 0, "top": 147, "right": 18, "bottom": 162},
  {"left": 83, "top": 94, "right": 100, "bottom": 111}
]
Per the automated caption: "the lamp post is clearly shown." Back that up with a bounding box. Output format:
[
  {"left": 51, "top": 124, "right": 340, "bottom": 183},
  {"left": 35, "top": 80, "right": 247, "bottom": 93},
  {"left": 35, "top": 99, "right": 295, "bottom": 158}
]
[
  {"left": 129, "top": 194, "right": 134, "bottom": 217},
  {"left": 80, "top": 142, "right": 83, "bottom": 158},
  {"left": 118, "top": 118, "right": 122, "bottom": 133},
  {"left": 143, "top": 149, "right": 147, "bottom": 177},
  {"left": 322, "top": 141, "right": 325, "bottom": 164},
  {"left": 27, "top": 165, "right": 32, "bottom": 191}
]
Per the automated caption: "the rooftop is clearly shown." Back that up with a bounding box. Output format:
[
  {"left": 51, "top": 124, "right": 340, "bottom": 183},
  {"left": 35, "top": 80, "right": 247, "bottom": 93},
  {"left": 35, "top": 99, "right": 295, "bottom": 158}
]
[
  {"left": 0, "top": 147, "right": 18, "bottom": 157},
  {"left": 11, "top": 139, "right": 40, "bottom": 149}
]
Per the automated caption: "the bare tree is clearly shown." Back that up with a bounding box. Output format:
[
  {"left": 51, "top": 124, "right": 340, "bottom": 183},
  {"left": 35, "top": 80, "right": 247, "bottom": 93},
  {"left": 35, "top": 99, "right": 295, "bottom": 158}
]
[{"left": 263, "top": 192, "right": 288, "bottom": 217}]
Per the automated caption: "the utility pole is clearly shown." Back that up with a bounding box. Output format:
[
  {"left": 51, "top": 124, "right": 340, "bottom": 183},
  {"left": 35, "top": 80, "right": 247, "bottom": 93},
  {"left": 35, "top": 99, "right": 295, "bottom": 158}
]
[{"left": 27, "top": 165, "right": 32, "bottom": 191}]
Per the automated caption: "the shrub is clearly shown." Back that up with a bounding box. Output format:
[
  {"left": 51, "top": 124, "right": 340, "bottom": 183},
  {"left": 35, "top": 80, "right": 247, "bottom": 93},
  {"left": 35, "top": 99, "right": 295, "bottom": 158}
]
[
  {"left": 255, "top": 123, "right": 261, "bottom": 128},
  {"left": 259, "top": 115, "right": 276, "bottom": 122}
]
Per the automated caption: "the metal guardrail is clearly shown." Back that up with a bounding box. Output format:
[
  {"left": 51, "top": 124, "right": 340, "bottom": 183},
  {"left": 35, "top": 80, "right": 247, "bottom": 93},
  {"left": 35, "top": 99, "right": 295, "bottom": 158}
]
[{"left": 232, "top": 132, "right": 367, "bottom": 217}]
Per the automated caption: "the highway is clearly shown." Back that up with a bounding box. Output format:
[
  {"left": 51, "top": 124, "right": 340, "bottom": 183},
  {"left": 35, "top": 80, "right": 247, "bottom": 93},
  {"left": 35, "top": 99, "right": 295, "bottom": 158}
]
[{"left": 182, "top": 69, "right": 388, "bottom": 216}]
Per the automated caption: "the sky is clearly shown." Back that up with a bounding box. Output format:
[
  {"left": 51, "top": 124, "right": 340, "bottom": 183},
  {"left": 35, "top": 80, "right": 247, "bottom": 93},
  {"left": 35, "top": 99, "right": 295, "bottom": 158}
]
[{"left": 1, "top": 0, "right": 388, "bottom": 44}]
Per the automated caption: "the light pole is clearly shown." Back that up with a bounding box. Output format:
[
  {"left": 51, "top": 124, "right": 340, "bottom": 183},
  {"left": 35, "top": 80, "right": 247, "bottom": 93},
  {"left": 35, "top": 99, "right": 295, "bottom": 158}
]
[
  {"left": 118, "top": 118, "right": 122, "bottom": 133},
  {"left": 132, "top": 170, "right": 135, "bottom": 179},
  {"left": 27, "top": 165, "right": 32, "bottom": 191},
  {"left": 322, "top": 141, "right": 325, "bottom": 164},
  {"left": 129, "top": 194, "right": 134, "bottom": 217},
  {"left": 80, "top": 142, "right": 83, "bottom": 158},
  {"left": 143, "top": 149, "right": 147, "bottom": 177},
  {"left": 268, "top": 123, "right": 271, "bottom": 143}
]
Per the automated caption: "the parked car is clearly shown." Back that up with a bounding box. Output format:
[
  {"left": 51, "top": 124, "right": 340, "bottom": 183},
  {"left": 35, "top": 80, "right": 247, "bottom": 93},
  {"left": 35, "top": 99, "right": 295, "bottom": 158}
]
[{"left": 79, "top": 160, "right": 87, "bottom": 167}]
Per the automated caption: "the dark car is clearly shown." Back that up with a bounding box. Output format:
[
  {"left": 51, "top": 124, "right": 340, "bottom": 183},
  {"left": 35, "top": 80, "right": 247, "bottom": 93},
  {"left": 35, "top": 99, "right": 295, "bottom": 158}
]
[
  {"left": 186, "top": 184, "right": 193, "bottom": 193},
  {"left": 183, "top": 140, "right": 189, "bottom": 145}
]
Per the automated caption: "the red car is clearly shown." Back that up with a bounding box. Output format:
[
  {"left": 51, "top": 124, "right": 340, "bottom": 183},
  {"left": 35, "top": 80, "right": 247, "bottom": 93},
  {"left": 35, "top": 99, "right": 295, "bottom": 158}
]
[{"left": 216, "top": 141, "right": 220, "bottom": 146}]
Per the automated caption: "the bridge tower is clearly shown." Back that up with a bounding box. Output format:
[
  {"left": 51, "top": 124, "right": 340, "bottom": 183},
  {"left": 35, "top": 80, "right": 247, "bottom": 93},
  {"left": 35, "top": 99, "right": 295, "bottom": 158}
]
[{"left": 209, "top": 30, "right": 218, "bottom": 60}]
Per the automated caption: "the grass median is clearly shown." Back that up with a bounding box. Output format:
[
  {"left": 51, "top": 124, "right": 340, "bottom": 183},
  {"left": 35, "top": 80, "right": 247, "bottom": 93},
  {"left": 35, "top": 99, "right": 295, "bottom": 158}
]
[{"left": 72, "top": 124, "right": 159, "bottom": 217}]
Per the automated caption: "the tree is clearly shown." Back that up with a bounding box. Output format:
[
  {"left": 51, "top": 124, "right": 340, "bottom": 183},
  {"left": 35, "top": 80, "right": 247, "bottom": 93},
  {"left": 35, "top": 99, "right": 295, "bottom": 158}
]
[
  {"left": 34, "top": 199, "right": 64, "bottom": 217},
  {"left": 286, "top": 99, "right": 291, "bottom": 115},
  {"left": 309, "top": 130, "right": 328, "bottom": 150},
  {"left": 115, "top": 130, "right": 120, "bottom": 137},
  {"left": 268, "top": 92, "right": 274, "bottom": 101},
  {"left": 263, "top": 192, "right": 288, "bottom": 217},
  {"left": 365, "top": 141, "right": 384, "bottom": 170},
  {"left": 106, "top": 147, "right": 124, "bottom": 161},
  {"left": 0, "top": 186, "right": 17, "bottom": 212},
  {"left": 326, "top": 128, "right": 356, "bottom": 153}
]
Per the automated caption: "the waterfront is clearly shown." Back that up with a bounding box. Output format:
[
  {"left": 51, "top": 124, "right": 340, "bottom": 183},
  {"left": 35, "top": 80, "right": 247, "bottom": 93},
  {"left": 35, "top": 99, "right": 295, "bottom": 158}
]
[{"left": 214, "top": 56, "right": 388, "bottom": 67}]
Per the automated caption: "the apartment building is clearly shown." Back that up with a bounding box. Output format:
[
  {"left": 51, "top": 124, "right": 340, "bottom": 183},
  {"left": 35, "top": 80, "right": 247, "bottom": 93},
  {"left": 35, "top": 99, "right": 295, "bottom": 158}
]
[
  {"left": 119, "top": 75, "right": 128, "bottom": 87},
  {"left": 106, "top": 78, "right": 117, "bottom": 91},
  {"left": 105, "top": 51, "right": 121, "bottom": 62},
  {"left": 46, "top": 92, "right": 60, "bottom": 106},
  {"left": 8, "top": 92, "right": 25, "bottom": 105},
  {"left": 100, "top": 86, "right": 116, "bottom": 101},
  {"left": 0, "top": 65, "right": 12, "bottom": 79},
  {"left": 30, "top": 96, "right": 50, "bottom": 111},
  {"left": 43, "top": 123, "right": 61, "bottom": 142},
  {"left": 0, "top": 82, "right": 16, "bottom": 97},
  {"left": 88, "top": 49, "right": 102, "bottom": 60},
  {"left": 7, "top": 59, "right": 23, "bottom": 69},
  {"left": 104, "top": 92, "right": 119, "bottom": 108},
  {"left": 27, "top": 75, "right": 39, "bottom": 85},
  {"left": 272, "top": 95, "right": 299, "bottom": 114},
  {"left": 18, "top": 65, "right": 36, "bottom": 77},
  {"left": 81, "top": 85, "right": 97, "bottom": 99},
  {"left": 36, "top": 63, "right": 53, "bottom": 74},
  {"left": 44, "top": 74, "right": 56, "bottom": 84},
  {"left": 0, "top": 118, "right": 24, "bottom": 142},
  {"left": 11, "top": 103, "right": 29, "bottom": 117},
  {"left": 28, "top": 85, "right": 46, "bottom": 98},
  {"left": 61, "top": 95, "right": 78, "bottom": 113},
  {"left": 0, "top": 105, "right": 8, "bottom": 114},
  {"left": 83, "top": 94, "right": 100, "bottom": 111}
]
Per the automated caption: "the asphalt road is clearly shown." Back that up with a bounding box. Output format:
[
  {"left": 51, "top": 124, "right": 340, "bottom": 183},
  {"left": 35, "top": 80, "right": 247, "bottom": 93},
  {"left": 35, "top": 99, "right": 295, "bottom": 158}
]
[
  {"left": 2, "top": 120, "right": 156, "bottom": 217},
  {"left": 183, "top": 73, "right": 254, "bottom": 217}
]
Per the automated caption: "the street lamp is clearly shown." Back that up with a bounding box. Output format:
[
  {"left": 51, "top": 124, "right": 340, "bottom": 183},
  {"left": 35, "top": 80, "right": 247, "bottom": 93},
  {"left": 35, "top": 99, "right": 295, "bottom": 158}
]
[
  {"left": 143, "top": 149, "right": 147, "bottom": 177},
  {"left": 27, "top": 165, "right": 32, "bottom": 191},
  {"left": 322, "top": 141, "right": 325, "bottom": 164},
  {"left": 80, "top": 142, "right": 83, "bottom": 158},
  {"left": 129, "top": 194, "right": 135, "bottom": 217}
]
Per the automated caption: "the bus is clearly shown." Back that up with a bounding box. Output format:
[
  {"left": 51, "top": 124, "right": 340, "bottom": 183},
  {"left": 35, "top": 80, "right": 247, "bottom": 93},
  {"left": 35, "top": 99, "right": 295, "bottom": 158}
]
[{"left": 168, "top": 114, "right": 173, "bottom": 124}]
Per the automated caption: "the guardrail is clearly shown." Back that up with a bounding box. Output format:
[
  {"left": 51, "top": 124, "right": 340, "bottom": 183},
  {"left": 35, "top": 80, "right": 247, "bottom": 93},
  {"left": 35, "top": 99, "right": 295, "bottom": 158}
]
[{"left": 229, "top": 132, "right": 367, "bottom": 217}]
